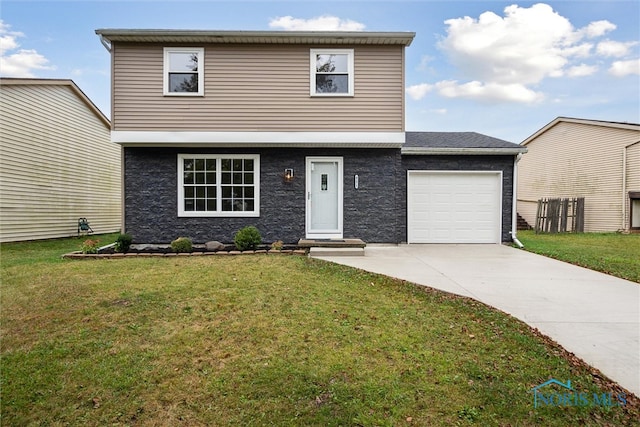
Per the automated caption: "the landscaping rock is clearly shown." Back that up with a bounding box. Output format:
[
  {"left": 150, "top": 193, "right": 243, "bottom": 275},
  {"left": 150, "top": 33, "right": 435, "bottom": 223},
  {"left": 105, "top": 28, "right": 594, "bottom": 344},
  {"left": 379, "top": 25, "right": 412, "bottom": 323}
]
[{"left": 205, "top": 241, "right": 226, "bottom": 251}]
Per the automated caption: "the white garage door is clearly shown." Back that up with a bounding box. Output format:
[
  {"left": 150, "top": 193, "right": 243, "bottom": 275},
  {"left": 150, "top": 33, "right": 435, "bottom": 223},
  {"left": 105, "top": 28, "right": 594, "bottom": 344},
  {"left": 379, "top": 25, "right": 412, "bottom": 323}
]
[{"left": 407, "top": 171, "right": 502, "bottom": 243}]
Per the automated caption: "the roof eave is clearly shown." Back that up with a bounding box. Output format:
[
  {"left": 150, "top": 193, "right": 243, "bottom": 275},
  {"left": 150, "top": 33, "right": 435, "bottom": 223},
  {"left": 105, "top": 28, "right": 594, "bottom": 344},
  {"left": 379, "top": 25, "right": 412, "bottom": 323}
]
[
  {"left": 94, "top": 29, "right": 415, "bottom": 46},
  {"left": 401, "top": 147, "right": 528, "bottom": 155},
  {"left": 0, "top": 78, "right": 111, "bottom": 129},
  {"left": 522, "top": 116, "right": 640, "bottom": 146}
]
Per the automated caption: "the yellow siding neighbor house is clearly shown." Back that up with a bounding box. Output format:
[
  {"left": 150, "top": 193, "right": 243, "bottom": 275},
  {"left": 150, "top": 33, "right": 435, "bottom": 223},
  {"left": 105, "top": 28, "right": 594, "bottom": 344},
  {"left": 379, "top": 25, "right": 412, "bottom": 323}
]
[
  {"left": 518, "top": 117, "right": 640, "bottom": 233},
  {"left": 0, "top": 78, "right": 121, "bottom": 242}
]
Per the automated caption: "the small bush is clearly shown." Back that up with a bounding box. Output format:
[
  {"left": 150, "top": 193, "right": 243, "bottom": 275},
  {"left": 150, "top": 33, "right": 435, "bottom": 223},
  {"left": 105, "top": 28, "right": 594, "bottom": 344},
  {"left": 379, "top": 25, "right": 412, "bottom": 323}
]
[
  {"left": 114, "top": 233, "right": 133, "bottom": 253},
  {"left": 271, "top": 240, "right": 284, "bottom": 251},
  {"left": 234, "top": 226, "right": 262, "bottom": 251},
  {"left": 81, "top": 239, "right": 100, "bottom": 254},
  {"left": 171, "top": 237, "right": 193, "bottom": 253}
]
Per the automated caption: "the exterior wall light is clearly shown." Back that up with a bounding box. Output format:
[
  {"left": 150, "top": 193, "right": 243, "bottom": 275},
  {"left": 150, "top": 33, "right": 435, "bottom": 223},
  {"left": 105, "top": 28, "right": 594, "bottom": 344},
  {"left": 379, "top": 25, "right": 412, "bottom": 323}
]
[{"left": 284, "top": 168, "right": 294, "bottom": 182}]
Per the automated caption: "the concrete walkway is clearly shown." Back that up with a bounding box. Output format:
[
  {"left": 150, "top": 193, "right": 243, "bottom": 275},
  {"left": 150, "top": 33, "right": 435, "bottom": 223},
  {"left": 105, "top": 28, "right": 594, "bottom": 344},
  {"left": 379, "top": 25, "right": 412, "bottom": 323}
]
[{"left": 314, "top": 244, "right": 640, "bottom": 397}]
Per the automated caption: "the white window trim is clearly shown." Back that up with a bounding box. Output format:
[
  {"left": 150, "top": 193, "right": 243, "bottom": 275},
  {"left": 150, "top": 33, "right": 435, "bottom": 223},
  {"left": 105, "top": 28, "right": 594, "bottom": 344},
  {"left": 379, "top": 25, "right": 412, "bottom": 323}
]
[
  {"left": 310, "top": 49, "right": 354, "bottom": 97},
  {"left": 177, "top": 154, "right": 260, "bottom": 217},
  {"left": 163, "top": 47, "right": 204, "bottom": 96}
]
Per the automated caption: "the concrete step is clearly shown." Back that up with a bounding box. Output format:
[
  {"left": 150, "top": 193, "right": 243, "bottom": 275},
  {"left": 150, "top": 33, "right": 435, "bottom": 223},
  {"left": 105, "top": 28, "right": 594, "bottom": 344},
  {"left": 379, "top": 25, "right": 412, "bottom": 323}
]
[
  {"left": 309, "top": 247, "right": 365, "bottom": 257},
  {"left": 298, "top": 238, "right": 366, "bottom": 248}
]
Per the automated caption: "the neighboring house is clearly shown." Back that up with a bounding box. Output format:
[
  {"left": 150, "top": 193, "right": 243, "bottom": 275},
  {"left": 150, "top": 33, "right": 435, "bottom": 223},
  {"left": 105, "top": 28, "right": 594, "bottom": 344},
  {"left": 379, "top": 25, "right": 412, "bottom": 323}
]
[
  {"left": 518, "top": 117, "right": 640, "bottom": 233},
  {"left": 0, "top": 78, "right": 121, "bottom": 242},
  {"left": 95, "top": 29, "right": 526, "bottom": 244}
]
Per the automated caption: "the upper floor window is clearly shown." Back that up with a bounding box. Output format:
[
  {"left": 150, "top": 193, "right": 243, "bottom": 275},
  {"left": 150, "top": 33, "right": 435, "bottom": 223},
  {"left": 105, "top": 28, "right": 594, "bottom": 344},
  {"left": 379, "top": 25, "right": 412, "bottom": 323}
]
[
  {"left": 310, "top": 49, "right": 354, "bottom": 97},
  {"left": 164, "top": 47, "right": 204, "bottom": 96}
]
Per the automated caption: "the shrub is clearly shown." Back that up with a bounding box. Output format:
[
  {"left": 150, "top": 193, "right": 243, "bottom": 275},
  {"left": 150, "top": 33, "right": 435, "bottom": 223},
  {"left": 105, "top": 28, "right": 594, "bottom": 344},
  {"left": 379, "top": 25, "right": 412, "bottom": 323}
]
[
  {"left": 81, "top": 239, "right": 100, "bottom": 254},
  {"left": 114, "top": 233, "right": 133, "bottom": 253},
  {"left": 234, "top": 226, "right": 262, "bottom": 251},
  {"left": 271, "top": 240, "right": 284, "bottom": 251},
  {"left": 171, "top": 237, "right": 193, "bottom": 253}
]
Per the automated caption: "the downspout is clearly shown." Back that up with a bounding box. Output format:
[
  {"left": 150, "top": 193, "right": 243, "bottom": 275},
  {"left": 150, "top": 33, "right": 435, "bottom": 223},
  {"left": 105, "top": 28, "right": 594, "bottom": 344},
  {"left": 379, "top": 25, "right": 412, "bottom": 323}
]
[
  {"left": 510, "top": 153, "right": 524, "bottom": 248},
  {"left": 98, "top": 34, "right": 112, "bottom": 52},
  {"left": 622, "top": 145, "right": 627, "bottom": 231}
]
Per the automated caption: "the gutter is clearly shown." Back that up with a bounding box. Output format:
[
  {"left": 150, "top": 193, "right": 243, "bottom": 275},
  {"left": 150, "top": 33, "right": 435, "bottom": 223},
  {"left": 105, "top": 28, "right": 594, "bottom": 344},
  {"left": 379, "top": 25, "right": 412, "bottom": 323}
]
[
  {"left": 401, "top": 147, "right": 527, "bottom": 156},
  {"left": 511, "top": 153, "right": 525, "bottom": 248}
]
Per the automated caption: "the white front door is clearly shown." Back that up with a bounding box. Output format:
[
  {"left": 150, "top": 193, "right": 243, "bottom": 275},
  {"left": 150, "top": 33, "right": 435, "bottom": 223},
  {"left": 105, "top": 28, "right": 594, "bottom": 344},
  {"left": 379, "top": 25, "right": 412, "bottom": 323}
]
[{"left": 306, "top": 157, "right": 343, "bottom": 238}]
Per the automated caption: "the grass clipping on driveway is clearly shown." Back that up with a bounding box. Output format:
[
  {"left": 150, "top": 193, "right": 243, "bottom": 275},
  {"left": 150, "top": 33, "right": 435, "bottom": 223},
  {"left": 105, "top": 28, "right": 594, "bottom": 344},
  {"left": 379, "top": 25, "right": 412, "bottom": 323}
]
[{"left": 2, "top": 239, "right": 639, "bottom": 426}]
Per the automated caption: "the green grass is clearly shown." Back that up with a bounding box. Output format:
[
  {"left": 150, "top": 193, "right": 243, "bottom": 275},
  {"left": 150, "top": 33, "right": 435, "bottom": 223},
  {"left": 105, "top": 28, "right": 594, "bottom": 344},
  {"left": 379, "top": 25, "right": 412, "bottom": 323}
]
[
  {"left": 1, "top": 236, "right": 639, "bottom": 426},
  {"left": 517, "top": 231, "right": 640, "bottom": 283}
]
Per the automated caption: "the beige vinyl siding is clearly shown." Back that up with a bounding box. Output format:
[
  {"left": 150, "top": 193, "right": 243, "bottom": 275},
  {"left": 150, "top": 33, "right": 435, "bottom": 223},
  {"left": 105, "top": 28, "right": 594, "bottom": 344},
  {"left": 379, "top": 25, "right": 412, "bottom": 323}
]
[
  {"left": 517, "top": 121, "right": 640, "bottom": 232},
  {"left": 112, "top": 44, "right": 404, "bottom": 132},
  {"left": 0, "top": 83, "right": 121, "bottom": 242}
]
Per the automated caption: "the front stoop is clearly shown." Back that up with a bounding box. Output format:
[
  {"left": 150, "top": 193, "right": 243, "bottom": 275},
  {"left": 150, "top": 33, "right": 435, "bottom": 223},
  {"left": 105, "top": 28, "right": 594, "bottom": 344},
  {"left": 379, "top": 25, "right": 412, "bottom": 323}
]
[{"left": 298, "top": 238, "right": 366, "bottom": 257}]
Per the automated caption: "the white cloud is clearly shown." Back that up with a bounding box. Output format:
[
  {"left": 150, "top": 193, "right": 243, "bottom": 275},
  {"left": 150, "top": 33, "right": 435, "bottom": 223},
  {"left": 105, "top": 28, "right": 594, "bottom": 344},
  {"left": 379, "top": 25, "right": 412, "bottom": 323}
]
[
  {"left": 430, "top": 108, "right": 447, "bottom": 115},
  {"left": 269, "top": 15, "right": 365, "bottom": 31},
  {"left": 417, "top": 55, "right": 434, "bottom": 71},
  {"left": 435, "top": 80, "right": 544, "bottom": 104},
  {"left": 579, "top": 20, "right": 617, "bottom": 38},
  {"left": 0, "top": 20, "right": 54, "bottom": 77},
  {"left": 609, "top": 59, "right": 640, "bottom": 77},
  {"left": 419, "top": 3, "right": 627, "bottom": 104},
  {"left": 0, "top": 20, "right": 22, "bottom": 55},
  {"left": 567, "top": 64, "right": 598, "bottom": 77},
  {"left": 597, "top": 40, "right": 639, "bottom": 57},
  {"left": 406, "top": 83, "right": 434, "bottom": 100}
]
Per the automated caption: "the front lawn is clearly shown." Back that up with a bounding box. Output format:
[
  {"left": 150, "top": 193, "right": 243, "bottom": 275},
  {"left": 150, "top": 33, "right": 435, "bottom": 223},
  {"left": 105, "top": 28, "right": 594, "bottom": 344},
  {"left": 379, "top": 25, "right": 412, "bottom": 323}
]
[
  {"left": 1, "top": 236, "right": 638, "bottom": 425},
  {"left": 517, "top": 230, "right": 640, "bottom": 283}
]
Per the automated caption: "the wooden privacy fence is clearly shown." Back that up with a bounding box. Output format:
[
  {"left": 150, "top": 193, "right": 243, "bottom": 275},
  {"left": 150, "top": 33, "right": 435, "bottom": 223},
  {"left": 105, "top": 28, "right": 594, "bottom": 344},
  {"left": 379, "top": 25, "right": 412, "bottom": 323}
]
[{"left": 535, "top": 198, "right": 585, "bottom": 233}]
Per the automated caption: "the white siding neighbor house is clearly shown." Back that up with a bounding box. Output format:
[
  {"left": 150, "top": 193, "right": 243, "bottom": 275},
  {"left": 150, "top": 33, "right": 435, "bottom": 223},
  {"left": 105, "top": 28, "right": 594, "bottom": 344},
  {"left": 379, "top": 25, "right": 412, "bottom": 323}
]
[
  {"left": 518, "top": 117, "right": 640, "bottom": 233},
  {"left": 0, "top": 78, "right": 121, "bottom": 242}
]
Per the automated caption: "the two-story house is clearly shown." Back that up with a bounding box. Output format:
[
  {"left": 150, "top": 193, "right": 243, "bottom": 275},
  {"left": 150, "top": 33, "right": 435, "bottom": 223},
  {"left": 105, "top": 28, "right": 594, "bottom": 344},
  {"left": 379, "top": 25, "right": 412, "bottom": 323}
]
[{"left": 95, "top": 29, "right": 526, "bottom": 245}]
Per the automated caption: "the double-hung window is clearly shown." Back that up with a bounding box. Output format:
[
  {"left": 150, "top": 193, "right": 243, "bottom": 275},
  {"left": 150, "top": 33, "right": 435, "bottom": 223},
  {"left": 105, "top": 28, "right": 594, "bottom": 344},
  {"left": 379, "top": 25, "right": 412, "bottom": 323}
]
[
  {"left": 310, "top": 49, "right": 354, "bottom": 96},
  {"left": 178, "top": 154, "right": 260, "bottom": 217},
  {"left": 164, "top": 47, "right": 204, "bottom": 96}
]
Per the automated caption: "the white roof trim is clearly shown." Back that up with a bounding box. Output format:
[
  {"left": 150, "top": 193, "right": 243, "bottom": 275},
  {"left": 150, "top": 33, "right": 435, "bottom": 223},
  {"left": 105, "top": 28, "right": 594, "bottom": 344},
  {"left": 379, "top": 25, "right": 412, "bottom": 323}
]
[
  {"left": 112, "top": 131, "right": 405, "bottom": 148},
  {"left": 402, "top": 147, "right": 527, "bottom": 155}
]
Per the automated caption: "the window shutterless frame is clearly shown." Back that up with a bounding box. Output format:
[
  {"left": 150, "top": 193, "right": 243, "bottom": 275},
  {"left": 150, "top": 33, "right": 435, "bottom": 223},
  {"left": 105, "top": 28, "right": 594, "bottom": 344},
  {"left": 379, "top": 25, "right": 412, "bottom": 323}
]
[
  {"left": 163, "top": 47, "right": 204, "bottom": 96},
  {"left": 177, "top": 154, "right": 260, "bottom": 217},
  {"left": 310, "top": 49, "right": 354, "bottom": 97}
]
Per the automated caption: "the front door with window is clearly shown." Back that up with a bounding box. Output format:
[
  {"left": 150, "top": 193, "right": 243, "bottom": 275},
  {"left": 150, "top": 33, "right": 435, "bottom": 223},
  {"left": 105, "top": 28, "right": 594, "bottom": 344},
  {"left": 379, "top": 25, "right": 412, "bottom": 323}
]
[{"left": 306, "top": 157, "right": 343, "bottom": 238}]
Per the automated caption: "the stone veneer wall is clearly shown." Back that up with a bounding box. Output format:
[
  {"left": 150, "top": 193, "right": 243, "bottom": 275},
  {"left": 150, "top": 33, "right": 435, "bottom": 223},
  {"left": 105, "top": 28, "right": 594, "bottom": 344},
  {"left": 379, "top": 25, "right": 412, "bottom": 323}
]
[
  {"left": 123, "top": 147, "right": 401, "bottom": 244},
  {"left": 398, "top": 155, "right": 516, "bottom": 243}
]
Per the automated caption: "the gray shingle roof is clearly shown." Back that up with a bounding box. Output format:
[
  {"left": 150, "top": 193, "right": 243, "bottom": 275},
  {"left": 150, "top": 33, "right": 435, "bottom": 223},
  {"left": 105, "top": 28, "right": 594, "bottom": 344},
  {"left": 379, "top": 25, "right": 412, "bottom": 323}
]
[{"left": 403, "top": 132, "right": 527, "bottom": 155}]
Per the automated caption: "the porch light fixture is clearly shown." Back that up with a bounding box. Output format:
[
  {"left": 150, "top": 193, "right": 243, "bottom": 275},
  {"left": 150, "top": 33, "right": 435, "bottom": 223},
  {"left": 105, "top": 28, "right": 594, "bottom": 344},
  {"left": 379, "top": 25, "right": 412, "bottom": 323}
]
[{"left": 284, "top": 168, "right": 294, "bottom": 182}]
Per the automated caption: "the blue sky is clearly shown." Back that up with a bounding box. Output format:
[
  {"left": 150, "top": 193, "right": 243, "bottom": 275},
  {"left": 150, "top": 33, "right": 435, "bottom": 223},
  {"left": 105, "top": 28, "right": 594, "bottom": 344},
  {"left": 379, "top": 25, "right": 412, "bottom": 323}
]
[{"left": 1, "top": 0, "right": 638, "bottom": 142}]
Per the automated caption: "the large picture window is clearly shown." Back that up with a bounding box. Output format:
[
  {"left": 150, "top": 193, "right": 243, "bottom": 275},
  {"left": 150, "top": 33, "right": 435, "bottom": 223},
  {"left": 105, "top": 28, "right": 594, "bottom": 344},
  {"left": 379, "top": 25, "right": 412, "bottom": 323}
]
[
  {"left": 310, "top": 49, "right": 354, "bottom": 96},
  {"left": 164, "top": 48, "right": 204, "bottom": 96},
  {"left": 178, "top": 154, "right": 259, "bottom": 217}
]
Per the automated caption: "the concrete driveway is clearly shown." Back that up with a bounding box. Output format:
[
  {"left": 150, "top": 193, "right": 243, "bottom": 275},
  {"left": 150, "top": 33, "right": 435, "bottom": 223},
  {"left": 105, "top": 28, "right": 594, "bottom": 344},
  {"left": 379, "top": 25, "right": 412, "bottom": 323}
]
[{"left": 314, "top": 244, "right": 640, "bottom": 397}]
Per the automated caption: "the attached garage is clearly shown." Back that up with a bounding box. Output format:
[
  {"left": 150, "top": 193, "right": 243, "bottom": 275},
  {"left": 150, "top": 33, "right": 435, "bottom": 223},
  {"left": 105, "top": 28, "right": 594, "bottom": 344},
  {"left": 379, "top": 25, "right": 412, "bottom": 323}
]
[
  {"left": 401, "top": 132, "right": 528, "bottom": 244},
  {"left": 407, "top": 171, "right": 502, "bottom": 243}
]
